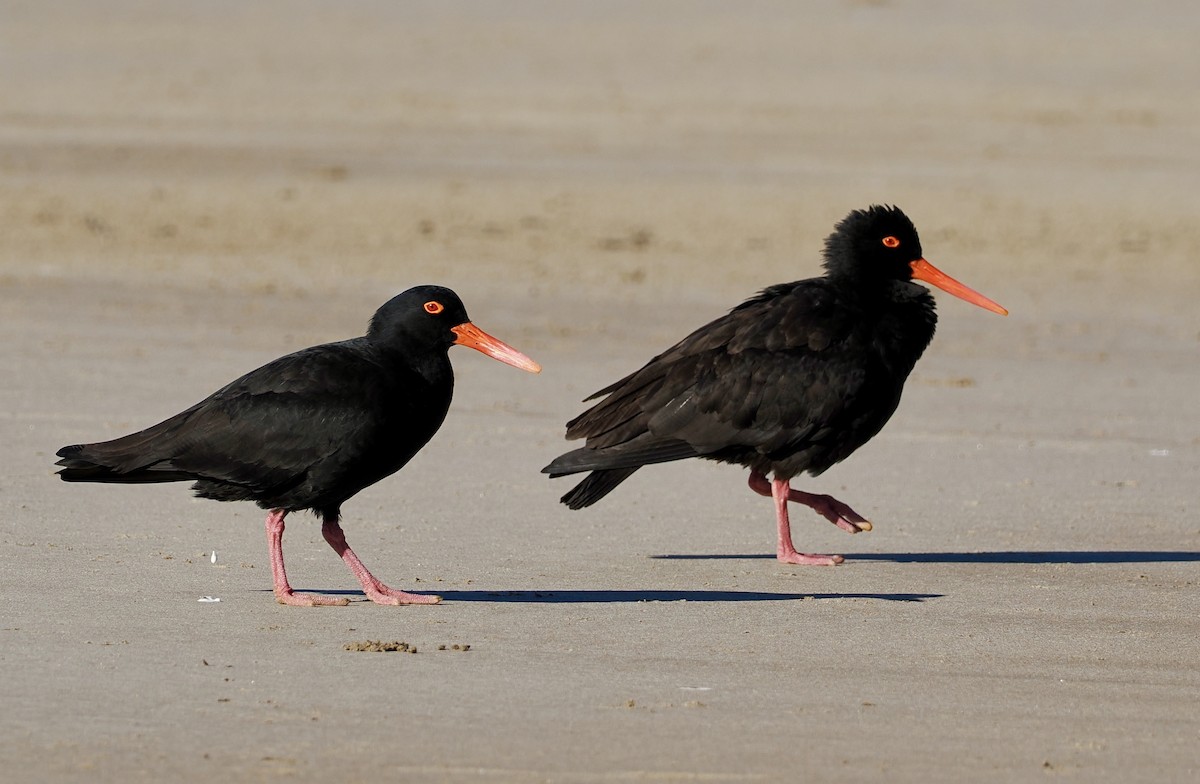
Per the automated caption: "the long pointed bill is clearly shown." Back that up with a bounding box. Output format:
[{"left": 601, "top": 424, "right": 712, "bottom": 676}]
[
  {"left": 451, "top": 322, "right": 542, "bottom": 373},
  {"left": 910, "top": 258, "right": 1008, "bottom": 316}
]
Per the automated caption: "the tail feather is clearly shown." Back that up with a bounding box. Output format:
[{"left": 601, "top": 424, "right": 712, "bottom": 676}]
[
  {"left": 560, "top": 468, "right": 639, "bottom": 509},
  {"left": 545, "top": 436, "right": 700, "bottom": 510},
  {"left": 55, "top": 443, "right": 195, "bottom": 484},
  {"left": 53, "top": 401, "right": 207, "bottom": 480},
  {"left": 542, "top": 437, "right": 698, "bottom": 477}
]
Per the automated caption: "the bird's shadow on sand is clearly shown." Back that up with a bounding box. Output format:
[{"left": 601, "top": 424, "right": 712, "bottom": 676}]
[
  {"left": 651, "top": 551, "right": 1200, "bottom": 564},
  {"left": 437, "top": 589, "right": 940, "bottom": 603},
  {"left": 276, "top": 588, "right": 941, "bottom": 604},
  {"left": 279, "top": 551, "right": 1197, "bottom": 602}
]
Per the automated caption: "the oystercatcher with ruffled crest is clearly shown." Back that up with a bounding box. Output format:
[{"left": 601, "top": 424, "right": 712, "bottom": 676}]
[{"left": 544, "top": 206, "right": 1006, "bottom": 565}]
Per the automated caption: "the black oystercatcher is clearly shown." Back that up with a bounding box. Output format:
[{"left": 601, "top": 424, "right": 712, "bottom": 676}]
[
  {"left": 57, "top": 286, "right": 540, "bottom": 605},
  {"left": 543, "top": 206, "right": 1006, "bottom": 565}
]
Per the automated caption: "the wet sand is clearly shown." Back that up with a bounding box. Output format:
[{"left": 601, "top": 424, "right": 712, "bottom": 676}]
[{"left": 2, "top": 2, "right": 1198, "bottom": 781}]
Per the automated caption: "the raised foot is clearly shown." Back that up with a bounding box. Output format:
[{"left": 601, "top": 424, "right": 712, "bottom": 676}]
[
  {"left": 777, "top": 551, "right": 845, "bottom": 566},
  {"left": 748, "top": 473, "right": 873, "bottom": 534},
  {"left": 796, "top": 492, "right": 872, "bottom": 534},
  {"left": 275, "top": 590, "right": 351, "bottom": 607}
]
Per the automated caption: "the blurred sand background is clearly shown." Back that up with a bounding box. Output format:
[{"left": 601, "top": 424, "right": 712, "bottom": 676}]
[{"left": 2, "top": 1, "right": 1198, "bottom": 781}]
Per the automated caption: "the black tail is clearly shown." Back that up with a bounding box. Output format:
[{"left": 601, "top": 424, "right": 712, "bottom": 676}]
[
  {"left": 55, "top": 444, "right": 195, "bottom": 484},
  {"left": 543, "top": 437, "right": 700, "bottom": 510},
  {"left": 559, "top": 468, "right": 639, "bottom": 509},
  {"left": 542, "top": 438, "right": 698, "bottom": 477}
]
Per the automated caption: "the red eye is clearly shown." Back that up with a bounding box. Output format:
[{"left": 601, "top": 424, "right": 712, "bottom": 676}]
[
  {"left": 882, "top": 236, "right": 901, "bottom": 248},
  {"left": 424, "top": 301, "right": 444, "bottom": 314}
]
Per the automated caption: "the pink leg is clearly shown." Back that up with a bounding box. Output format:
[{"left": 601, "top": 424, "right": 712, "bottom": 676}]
[
  {"left": 748, "top": 471, "right": 872, "bottom": 534},
  {"left": 321, "top": 516, "right": 441, "bottom": 606},
  {"left": 265, "top": 510, "right": 350, "bottom": 606},
  {"left": 767, "top": 477, "right": 844, "bottom": 565}
]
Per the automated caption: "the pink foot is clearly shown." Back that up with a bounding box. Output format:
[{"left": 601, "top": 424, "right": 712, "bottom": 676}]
[
  {"left": 357, "top": 577, "right": 442, "bottom": 606},
  {"left": 265, "top": 510, "right": 351, "bottom": 606},
  {"left": 363, "top": 589, "right": 442, "bottom": 606},
  {"left": 751, "top": 473, "right": 855, "bottom": 566},
  {"left": 748, "top": 472, "right": 872, "bottom": 534},
  {"left": 789, "top": 490, "right": 872, "bottom": 534},
  {"left": 777, "top": 549, "right": 845, "bottom": 566},
  {"left": 274, "top": 588, "right": 351, "bottom": 607},
  {"left": 322, "top": 516, "right": 442, "bottom": 606},
  {"left": 264, "top": 510, "right": 438, "bottom": 606}
]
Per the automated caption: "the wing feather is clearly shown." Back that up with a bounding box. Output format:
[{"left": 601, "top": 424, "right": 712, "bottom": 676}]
[
  {"left": 57, "top": 341, "right": 391, "bottom": 497},
  {"left": 553, "top": 282, "right": 871, "bottom": 472}
]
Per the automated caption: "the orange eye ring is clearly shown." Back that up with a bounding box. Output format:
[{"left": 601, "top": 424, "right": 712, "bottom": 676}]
[
  {"left": 881, "top": 236, "right": 901, "bottom": 248},
  {"left": 423, "top": 301, "right": 444, "bottom": 314}
]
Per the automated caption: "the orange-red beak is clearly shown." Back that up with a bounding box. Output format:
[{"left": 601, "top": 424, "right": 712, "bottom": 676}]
[
  {"left": 451, "top": 323, "right": 542, "bottom": 373},
  {"left": 910, "top": 258, "right": 1008, "bottom": 316}
]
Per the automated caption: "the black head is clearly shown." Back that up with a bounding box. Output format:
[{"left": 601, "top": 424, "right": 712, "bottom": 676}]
[
  {"left": 368, "top": 285, "right": 470, "bottom": 351},
  {"left": 821, "top": 205, "right": 923, "bottom": 285},
  {"left": 821, "top": 206, "right": 1008, "bottom": 315},
  {"left": 367, "top": 285, "right": 541, "bottom": 372}
]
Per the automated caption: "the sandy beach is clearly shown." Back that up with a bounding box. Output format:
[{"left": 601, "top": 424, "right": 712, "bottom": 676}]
[{"left": 2, "top": 2, "right": 1198, "bottom": 781}]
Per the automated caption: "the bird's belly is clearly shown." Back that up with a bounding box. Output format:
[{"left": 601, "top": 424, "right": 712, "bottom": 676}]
[
  {"left": 737, "top": 377, "right": 905, "bottom": 481},
  {"left": 264, "top": 406, "right": 447, "bottom": 514}
]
